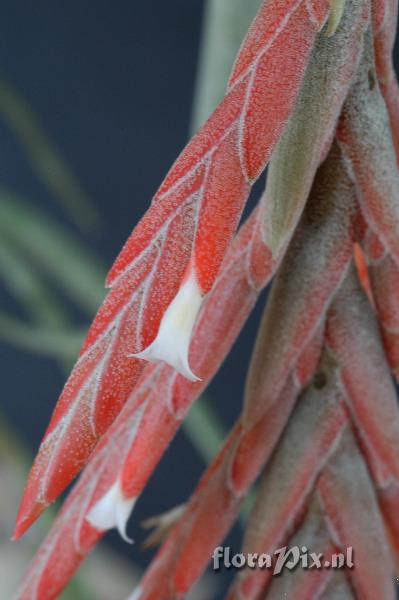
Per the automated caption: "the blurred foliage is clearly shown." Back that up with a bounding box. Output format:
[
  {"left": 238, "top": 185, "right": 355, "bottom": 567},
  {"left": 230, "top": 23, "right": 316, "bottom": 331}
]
[
  {"left": 0, "top": 187, "right": 106, "bottom": 316},
  {"left": 0, "top": 79, "right": 101, "bottom": 232},
  {"left": 191, "top": 0, "right": 262, "bottom": 132}
]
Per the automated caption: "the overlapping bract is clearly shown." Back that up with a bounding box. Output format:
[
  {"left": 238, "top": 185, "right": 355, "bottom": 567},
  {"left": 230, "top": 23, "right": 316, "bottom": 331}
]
[{"left": 14, "top": 0, "right": 399, "bottom": 598}]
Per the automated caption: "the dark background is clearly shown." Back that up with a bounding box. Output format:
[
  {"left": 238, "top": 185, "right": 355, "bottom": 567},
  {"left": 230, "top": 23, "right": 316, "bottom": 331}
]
[{"left": 0, "top": 2, "right": 268, "bottom": 597}]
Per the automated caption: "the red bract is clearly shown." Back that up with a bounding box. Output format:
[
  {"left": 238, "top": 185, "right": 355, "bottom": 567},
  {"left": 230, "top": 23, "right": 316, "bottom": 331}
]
[
  {"left": 14, "top": 0, "right": 399, "bottom": 598},
  {"left": 13, "top": 0, "right": 328, "bottom": 540}
]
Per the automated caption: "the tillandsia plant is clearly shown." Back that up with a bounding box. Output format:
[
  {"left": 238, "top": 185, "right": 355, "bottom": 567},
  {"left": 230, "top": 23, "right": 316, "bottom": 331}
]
[{"left": 12, "top": 0, "right": 399, "bottom": 598}]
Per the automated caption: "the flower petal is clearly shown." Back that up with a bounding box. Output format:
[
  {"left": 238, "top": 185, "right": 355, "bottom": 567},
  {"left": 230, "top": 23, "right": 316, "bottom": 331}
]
[
  {"left": 86, "top": 479, "right": 136, "bottom": 543},
  {"left": 131, "top": 268, "right": 203, "bottom": 381}
]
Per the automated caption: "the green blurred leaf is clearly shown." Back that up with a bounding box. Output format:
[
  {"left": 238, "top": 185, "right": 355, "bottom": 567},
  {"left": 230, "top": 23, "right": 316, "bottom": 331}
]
[
  {"left": 0, "top": 79, "right": 100, "bottom": 232},
  {"left": 0, "top": 188, "right": 106, "bottom": 315},
  {"left": 0, "top": 312, "right": 84, "bottom": 362},
  {"left": 0, "top": 238, "right": 68, "bottom": 328},
  {"left": 191, "top": 0, "right": 262, "bottom": 132},
  {"left": 183, "top": 395, "right": 254, "bottom": 525},
  {"left": 182, "top": 396, "right": 226, "bottom": 464}
]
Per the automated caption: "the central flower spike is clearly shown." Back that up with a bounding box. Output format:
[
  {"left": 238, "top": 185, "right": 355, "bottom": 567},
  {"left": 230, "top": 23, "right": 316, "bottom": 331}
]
[
  {"left": 131, "top": 268, "right": 203, "bottom": 381},
  {"left": 86, "top": 479, "right": 136, "bottom": 543}
]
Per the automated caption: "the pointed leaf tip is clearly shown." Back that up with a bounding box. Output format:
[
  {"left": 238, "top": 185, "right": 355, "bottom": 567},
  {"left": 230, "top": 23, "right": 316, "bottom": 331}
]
[
  {"left": 86, "top": 479, "right": 136, "bottom": 543},
  {"left": 130, "top": 269, "right": 203, "bottom": 381},
  {"left": 12, "top": 499, "right": 48, "bottom": 541}
]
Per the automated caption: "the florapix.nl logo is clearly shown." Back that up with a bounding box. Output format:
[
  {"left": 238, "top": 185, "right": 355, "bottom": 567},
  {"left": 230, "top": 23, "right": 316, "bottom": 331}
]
[{"left": 212, "top": 546, "right": 354, "bottom": 575}]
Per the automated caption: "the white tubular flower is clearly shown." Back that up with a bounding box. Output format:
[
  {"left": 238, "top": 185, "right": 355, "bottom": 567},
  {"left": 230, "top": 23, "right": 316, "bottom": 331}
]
[
  {"left": 131, "top": 268, "right": 203, "bottom": 381},
  {"left": 86, "top": 479, "right": 136, "bottom": 543}
]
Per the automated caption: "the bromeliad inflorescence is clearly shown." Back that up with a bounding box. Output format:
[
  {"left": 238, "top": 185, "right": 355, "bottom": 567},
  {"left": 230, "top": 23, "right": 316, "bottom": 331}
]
[{"left": 13, "top": 0, "right": 399, "bottom": 598}]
